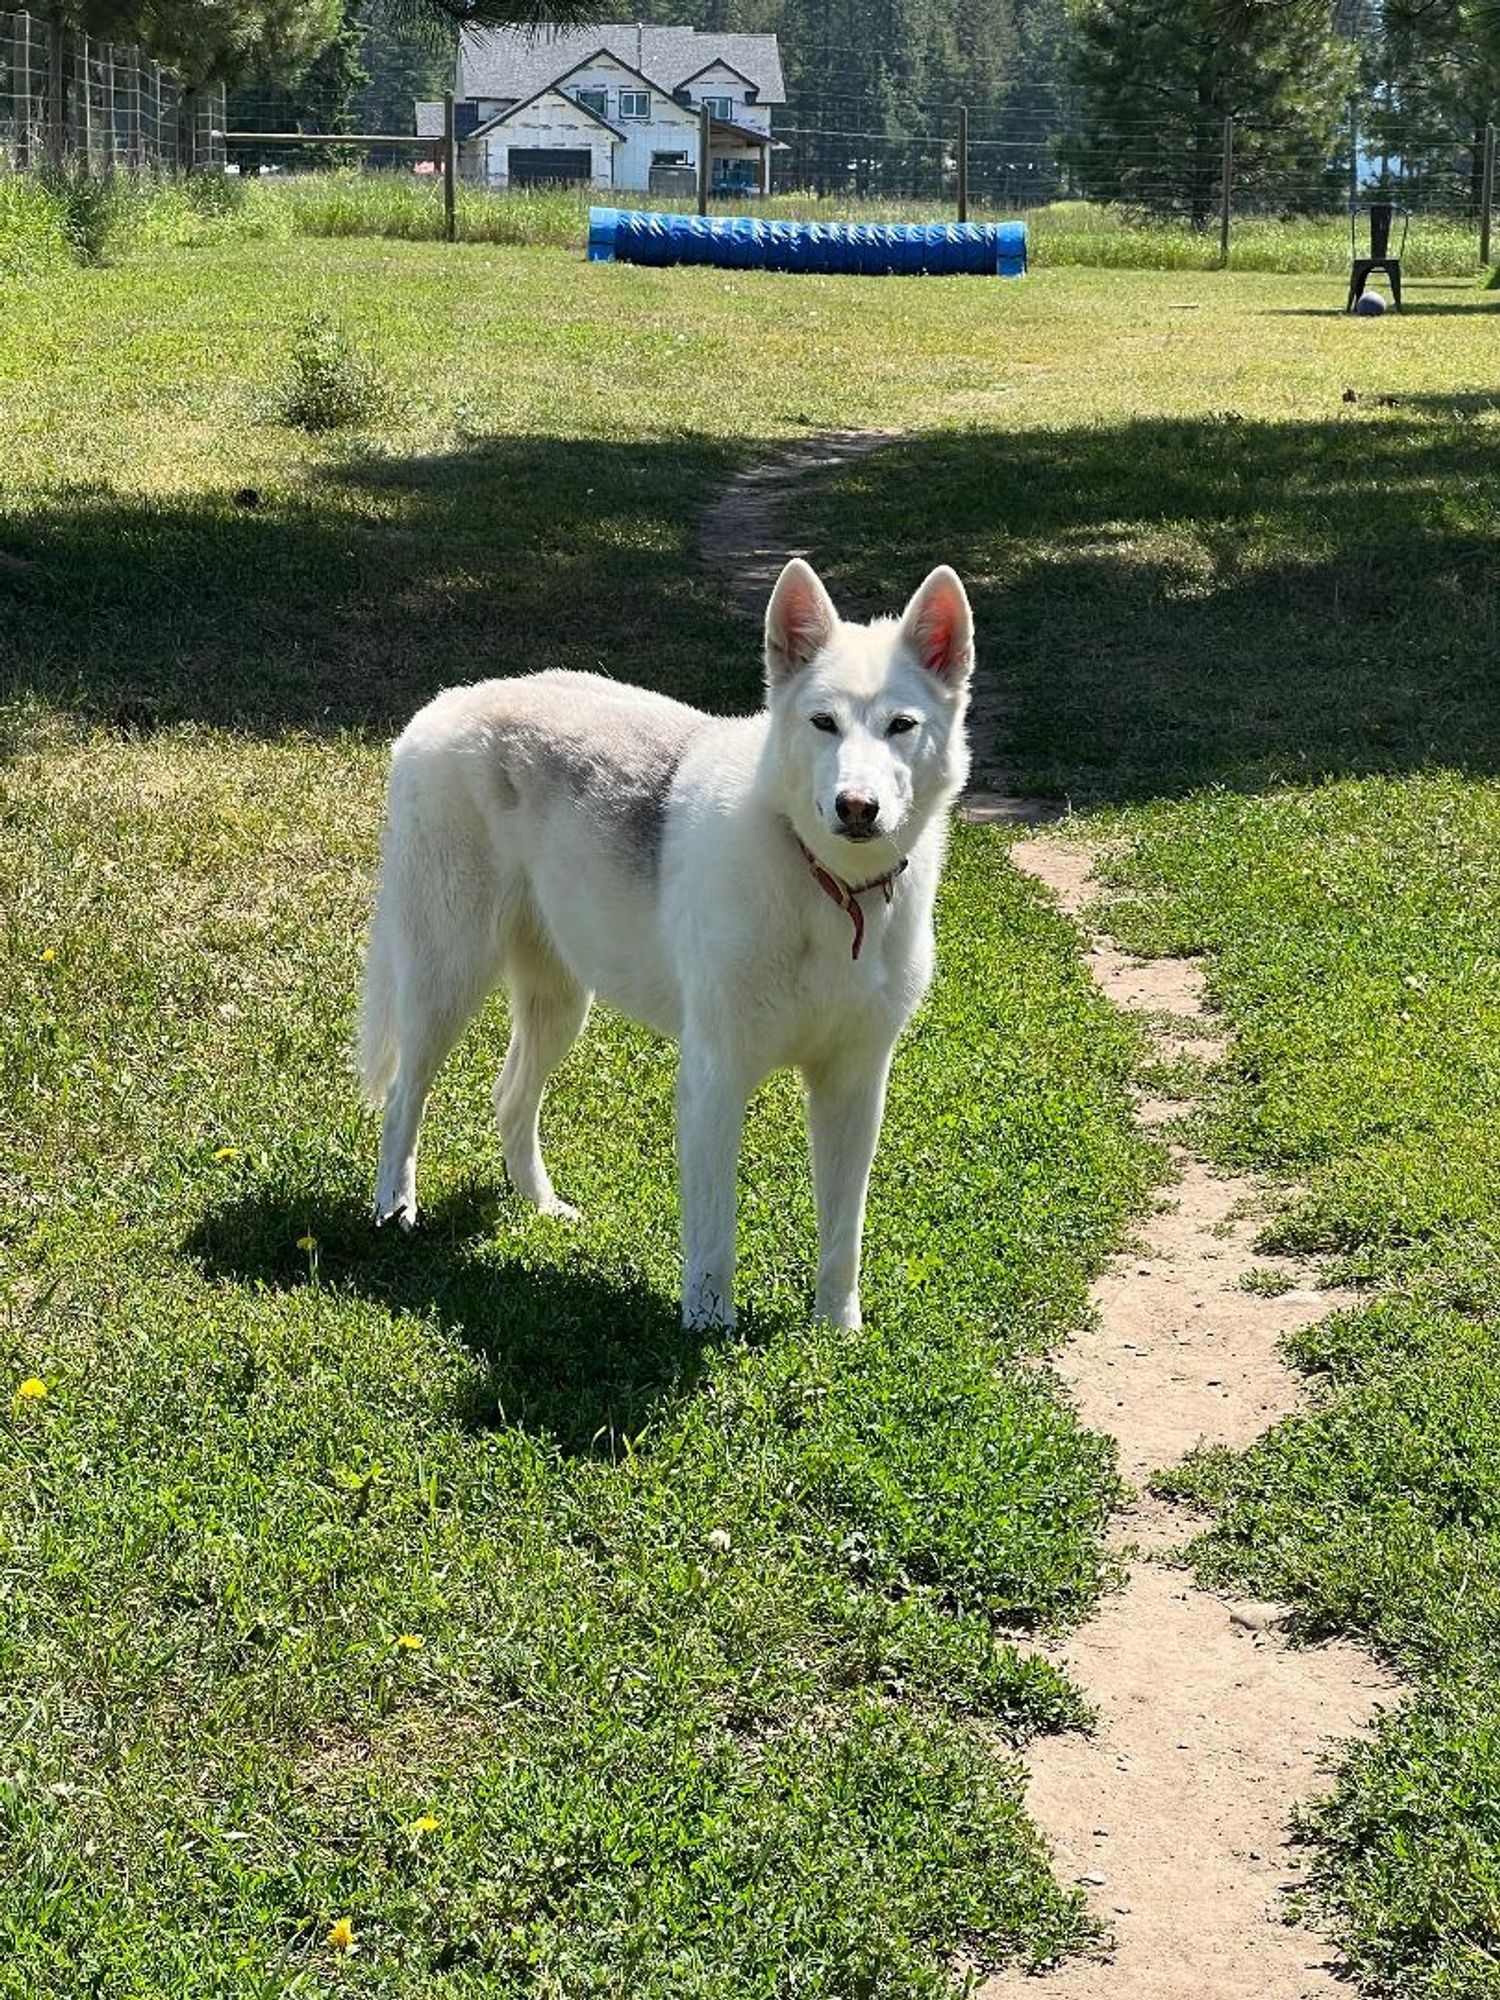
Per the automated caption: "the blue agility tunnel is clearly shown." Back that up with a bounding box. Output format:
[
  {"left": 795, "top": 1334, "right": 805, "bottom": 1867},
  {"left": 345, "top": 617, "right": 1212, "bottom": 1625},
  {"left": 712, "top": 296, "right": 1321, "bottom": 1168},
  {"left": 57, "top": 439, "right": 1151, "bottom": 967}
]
[{"left": 587, "top": 208, "right": 1027, "bottom": 278}]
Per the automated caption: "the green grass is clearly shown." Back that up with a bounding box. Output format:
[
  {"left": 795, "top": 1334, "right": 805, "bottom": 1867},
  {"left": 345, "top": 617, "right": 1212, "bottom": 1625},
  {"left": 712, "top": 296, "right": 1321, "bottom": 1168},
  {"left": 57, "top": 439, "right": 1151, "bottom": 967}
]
[
  {"left": 7, "top": 230, "right": 1500, "bottom": 1994},
  {"left": 0, "top": 237, "right": 1182, "bottom": 1993},
  {"left": 1, "top": 758, "right": 1150, "bottom": 1993},
  {"left": 774, "top": 268, "right": 1500, "bottom": 1997}
]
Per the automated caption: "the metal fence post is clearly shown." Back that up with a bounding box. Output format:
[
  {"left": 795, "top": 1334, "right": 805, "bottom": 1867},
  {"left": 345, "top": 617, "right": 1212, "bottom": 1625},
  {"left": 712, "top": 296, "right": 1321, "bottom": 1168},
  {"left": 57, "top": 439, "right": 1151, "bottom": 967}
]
[
  {"left": 957, "top": 104, "right": 968, "bottom": 221},
  {"left": 14, "top": 10, "right": 32, "bottom": 168},
  {"left": 1481, "top": 121, "right": 1496, "bottom": 265},
  {"left": 698, "top": 101, "right": 710, "bottom": 214},
  {"left": 126, "top": 44, "right": 142, "bottom": 167},
  {"left": 1219, "top": 115, "right": 1234, "bottom": 267},
  {"left": 102, "top": 30, "right": 116, "bottom": 167},
  {"left": 1348, "top": 98, "right": 1359, "bottom": 209},
  {"left": 47, "top": 13, "right": 65, "bottom": 168},
  {"left": 442, "top": 90, "right": 456, "bottom": 241}
]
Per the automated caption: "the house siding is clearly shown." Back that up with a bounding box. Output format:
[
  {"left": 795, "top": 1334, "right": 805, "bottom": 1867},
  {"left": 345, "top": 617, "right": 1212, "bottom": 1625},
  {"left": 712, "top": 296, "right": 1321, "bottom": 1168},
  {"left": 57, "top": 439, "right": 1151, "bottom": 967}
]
[
  {"left": 464, "top": 89, "right": 617, "bottom": 189},
  {"left": 555, "top": 55, "right": 702, "bottom": 191},
  {"left": 682, "top": 61, "right": 771, "bottom": 135}
]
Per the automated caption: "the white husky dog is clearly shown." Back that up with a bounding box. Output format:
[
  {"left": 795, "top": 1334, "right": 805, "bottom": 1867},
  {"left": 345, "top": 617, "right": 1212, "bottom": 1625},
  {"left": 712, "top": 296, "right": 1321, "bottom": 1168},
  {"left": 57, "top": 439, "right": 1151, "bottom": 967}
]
[{"left": 359, "top": 558, "right": 973, "bottom": 1331}]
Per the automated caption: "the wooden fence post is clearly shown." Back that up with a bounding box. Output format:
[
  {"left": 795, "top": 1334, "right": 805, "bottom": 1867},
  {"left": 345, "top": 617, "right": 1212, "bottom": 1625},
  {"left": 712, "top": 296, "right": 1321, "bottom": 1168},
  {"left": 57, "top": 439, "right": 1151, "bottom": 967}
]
[
  {"left": 443, "top": 90, "right": 456, "bottom": 242},
  {"left": 957, "top": 104, "right": 968, "bottom": 221},
  {"left": 1219, "top": 115, "right": 1234, "bottom": 268},
  {"left": 1481, "top": 121, "right": 1496, "bottom": 266},
  {"left": 698, "top": 101, "right": 710, "bottom": 215}
]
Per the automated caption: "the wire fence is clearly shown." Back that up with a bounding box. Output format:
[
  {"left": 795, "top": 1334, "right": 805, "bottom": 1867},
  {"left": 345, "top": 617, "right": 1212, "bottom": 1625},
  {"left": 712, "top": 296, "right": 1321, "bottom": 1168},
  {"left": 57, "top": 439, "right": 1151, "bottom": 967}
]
[
  {"left": 218, "top": 77, "right": 1495, "bottom": 256},
  {"left": 772, "top": 107, "right": 1496, "bottom": 228},
  {"left": 0, "top": 8, "right": 224, "bottom": 172}
]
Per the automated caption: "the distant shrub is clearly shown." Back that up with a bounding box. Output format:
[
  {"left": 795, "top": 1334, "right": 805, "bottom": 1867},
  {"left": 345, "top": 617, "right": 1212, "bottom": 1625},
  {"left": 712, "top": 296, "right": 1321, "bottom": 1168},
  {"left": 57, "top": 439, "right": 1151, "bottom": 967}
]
[
  {"left": 38, "top": 165, "right": 126, "bottom": 264},
  {"left": 0, "top": 171, "right": 72, "bottom": 275},
  {"left": 273, "top": 309, "right": 388, "bottom": 431}
]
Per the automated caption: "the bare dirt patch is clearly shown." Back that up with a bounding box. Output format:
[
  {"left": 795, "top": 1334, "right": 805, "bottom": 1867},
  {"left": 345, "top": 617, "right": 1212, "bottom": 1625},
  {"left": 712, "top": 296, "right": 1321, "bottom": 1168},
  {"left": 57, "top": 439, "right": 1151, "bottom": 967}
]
[{"left": 978, "top": 836, "right": 1398, "bottom": 2000}]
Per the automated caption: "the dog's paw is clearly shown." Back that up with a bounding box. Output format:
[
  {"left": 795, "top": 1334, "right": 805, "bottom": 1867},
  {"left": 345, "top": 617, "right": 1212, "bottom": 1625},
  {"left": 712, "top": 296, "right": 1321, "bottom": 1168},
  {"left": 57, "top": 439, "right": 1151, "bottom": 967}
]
[
  {"left": 536, "top": 1195, "right": 581, "bottom": 1222},
  {"left": 815, "top": 1293, "right": 863, "bottom": 1333},
  {"left": 372, "top": 1199, "right": 417, "bottom": 1232}
]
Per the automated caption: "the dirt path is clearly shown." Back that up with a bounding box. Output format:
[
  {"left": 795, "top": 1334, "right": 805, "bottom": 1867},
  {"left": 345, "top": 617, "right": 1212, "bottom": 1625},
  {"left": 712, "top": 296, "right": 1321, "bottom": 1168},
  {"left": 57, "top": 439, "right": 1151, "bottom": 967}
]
[
  {"left": 700, "top": 437, "right": 1397, "bottom": 1997},
  {"left": 697, "top": 428, "right": 1052, "bottom": 820},
  {"left": 981, "top": 839, "right": 1397, "bottom": 2000}
]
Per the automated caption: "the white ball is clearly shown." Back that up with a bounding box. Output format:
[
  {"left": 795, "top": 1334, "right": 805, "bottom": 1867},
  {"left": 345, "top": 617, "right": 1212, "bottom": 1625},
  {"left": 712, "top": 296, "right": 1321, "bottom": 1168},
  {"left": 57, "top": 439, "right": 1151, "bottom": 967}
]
[{"left": 1354, "top": 289, "right": 1387, "bottom": 317}]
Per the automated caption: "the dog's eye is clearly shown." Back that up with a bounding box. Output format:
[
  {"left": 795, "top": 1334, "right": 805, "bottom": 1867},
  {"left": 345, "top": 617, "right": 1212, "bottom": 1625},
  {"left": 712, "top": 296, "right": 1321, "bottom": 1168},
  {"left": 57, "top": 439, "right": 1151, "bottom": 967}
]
[
  {"left": 886, "top": 715, "right": 918, "bottom": 736},
  {"left": 809, "top": 713, "right": 840, "bottom": 734}
]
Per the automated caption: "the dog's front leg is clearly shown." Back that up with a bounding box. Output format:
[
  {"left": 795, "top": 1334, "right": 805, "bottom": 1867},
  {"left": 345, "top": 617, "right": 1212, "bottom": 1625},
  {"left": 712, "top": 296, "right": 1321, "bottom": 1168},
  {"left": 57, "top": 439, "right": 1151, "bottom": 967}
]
[
  {"left": 677, "top": 1042, "right": 750, "bottom": 1330},
  {"left": 805, "top": 1046, "right": 894, "bottom": 1332}
]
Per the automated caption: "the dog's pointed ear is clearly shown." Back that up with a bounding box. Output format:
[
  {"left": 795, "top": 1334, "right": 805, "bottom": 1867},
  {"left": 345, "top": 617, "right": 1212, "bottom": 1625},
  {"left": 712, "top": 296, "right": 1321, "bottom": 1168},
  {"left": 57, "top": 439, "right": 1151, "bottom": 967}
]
[
  {"left": 899, "top": 567, "right": 974, "bottom": 686},
  {"left": 765, "top": 558, "right": 839, "bottom": 686}
]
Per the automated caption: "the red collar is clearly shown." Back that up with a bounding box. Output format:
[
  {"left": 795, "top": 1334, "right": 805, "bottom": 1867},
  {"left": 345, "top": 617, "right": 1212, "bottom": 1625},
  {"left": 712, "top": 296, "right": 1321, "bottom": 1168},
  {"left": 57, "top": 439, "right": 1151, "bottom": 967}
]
[{"left": 795, "top": 834, "right": 908, "bottom": 960}]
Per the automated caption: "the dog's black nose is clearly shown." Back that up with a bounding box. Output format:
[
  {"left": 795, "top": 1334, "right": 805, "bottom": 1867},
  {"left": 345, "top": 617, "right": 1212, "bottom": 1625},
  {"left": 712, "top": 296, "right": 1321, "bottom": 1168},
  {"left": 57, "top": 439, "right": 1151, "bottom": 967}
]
[{"left": 835, "top": 790, "right": 879, "bottom": 831}]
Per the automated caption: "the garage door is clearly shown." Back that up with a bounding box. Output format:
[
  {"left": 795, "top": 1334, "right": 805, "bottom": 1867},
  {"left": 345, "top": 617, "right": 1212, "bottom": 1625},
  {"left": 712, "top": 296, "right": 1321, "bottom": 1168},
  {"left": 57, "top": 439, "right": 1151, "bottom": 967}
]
[{"left": 509, "top": 148, "right": 592, "bottom": 186}]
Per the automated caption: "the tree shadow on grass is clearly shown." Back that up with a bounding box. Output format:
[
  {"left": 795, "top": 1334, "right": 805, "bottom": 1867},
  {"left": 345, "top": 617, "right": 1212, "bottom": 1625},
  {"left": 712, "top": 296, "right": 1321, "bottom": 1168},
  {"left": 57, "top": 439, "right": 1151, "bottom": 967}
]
[
  {"left": 184, "top": 1183, "right": 726, "bottom": 1457},
  {"left": 0, "top": 432, "right": 762, "bottom": 741},
  {"left": 793, "top": 409, "right": 1500, "bottom": 804},
  {"left": 10, "top": 405, "right": 1500, "bottom": 805}
]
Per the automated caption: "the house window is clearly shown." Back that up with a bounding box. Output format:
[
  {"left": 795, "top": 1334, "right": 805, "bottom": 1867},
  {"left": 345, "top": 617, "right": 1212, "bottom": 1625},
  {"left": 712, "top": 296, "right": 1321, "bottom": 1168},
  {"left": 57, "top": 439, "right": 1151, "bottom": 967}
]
[
  {"left": 701, "top": 95, "right": 733, "bottom": 120},
  {"left": 574, "top": 87, "right": 607, "bottom": 116},
  {"left": 619, "top": 90, "right": 651, "bottom": 119}
]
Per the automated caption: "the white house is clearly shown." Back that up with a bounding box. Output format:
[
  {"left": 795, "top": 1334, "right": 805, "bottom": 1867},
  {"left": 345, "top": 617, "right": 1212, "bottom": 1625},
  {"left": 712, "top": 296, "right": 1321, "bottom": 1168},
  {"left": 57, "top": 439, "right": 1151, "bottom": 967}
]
[{"left": 417, "top": 23, "right": 785, "bottom": 197}]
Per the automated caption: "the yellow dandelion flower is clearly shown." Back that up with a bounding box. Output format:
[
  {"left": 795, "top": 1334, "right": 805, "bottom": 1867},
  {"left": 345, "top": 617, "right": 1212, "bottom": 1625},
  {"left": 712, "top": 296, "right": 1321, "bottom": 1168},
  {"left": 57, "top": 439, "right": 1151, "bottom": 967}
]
[
  {"left": 296, "top": 1234, "right": 318, "bottom": 1252},
  {"left": 327, "top": 1916, "right": 355, "bottom": 1951},
  {"left": 15, "top": 1378, "right": 47, "bottom": 1403},
  {"left": 39, "top": 947, "right": 56, "bottom": 964},
  {"left": 394, "top": 1632, "right": 424, "bottom": 1651},
  {"left": 406, "top": 1813, "right": 439, "bottom": 1836},
  {"left": 213, "top": 1146, "right": 239, "bottom": 1161}
]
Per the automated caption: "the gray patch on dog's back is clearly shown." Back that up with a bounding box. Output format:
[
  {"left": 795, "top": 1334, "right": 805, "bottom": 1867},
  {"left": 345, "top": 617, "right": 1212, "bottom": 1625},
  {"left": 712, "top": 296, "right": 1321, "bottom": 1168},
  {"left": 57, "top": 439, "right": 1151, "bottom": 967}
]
[{"left": 480, "top": 675, "right": 707, "bottom": 873}]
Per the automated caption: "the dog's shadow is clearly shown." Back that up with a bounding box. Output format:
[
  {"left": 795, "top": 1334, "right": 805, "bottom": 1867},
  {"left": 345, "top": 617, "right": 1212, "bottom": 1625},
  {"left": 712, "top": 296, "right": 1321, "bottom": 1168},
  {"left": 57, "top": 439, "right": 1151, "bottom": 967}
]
[{"left": 185, "top": 1185, "right": 728, "bottom": 1458}]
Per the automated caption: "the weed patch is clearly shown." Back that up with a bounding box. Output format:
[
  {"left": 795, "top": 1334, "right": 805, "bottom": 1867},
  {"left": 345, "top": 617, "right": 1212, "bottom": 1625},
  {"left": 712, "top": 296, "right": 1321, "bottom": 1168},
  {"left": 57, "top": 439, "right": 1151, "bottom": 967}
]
[{"left": 273, "top": 310, "right": 390, "bottom": 431}]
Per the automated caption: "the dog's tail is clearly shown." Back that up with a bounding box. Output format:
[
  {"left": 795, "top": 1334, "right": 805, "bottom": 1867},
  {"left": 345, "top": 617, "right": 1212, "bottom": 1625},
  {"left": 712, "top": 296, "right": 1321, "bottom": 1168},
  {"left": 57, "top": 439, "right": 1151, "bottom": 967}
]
[{"left": 357, "top": 877, "right": 400, "bottom": 1107}]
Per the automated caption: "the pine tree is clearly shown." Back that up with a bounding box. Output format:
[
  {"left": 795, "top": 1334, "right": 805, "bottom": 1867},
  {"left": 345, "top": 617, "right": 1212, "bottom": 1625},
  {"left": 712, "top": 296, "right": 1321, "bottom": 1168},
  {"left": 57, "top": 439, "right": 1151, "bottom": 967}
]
[
  {"left": 1064, "top": 0, "right": 1359, "bottom": 224},
  {"left": 132, "top": 0, "right": 344, "bottom": 87},
  {"left": 1369, "top": 0, "right": 1500, "bottom": 206}
]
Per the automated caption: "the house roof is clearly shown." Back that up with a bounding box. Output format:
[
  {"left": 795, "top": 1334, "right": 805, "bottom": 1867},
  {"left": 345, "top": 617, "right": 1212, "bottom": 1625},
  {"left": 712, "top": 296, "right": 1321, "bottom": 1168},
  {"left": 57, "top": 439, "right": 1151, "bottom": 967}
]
[
  {"left": 552, "top": 45, "right": 705, "bottom": 113},
  {"left": 466, "top": 81, "right": 626, "bottom": 144},
  {"left": 459, "top": 24, "right": 785, "bottom": 107}
]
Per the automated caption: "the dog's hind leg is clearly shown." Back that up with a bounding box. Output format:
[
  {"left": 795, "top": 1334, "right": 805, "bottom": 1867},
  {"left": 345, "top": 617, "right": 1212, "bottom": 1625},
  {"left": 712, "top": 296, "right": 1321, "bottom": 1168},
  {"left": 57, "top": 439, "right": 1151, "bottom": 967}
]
[
  {"left": 493, "top": 952, "right": 591, "bottom": 1219},
  {"left": 370, "top": 890, "right": 501, "bottom": 1231}
]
